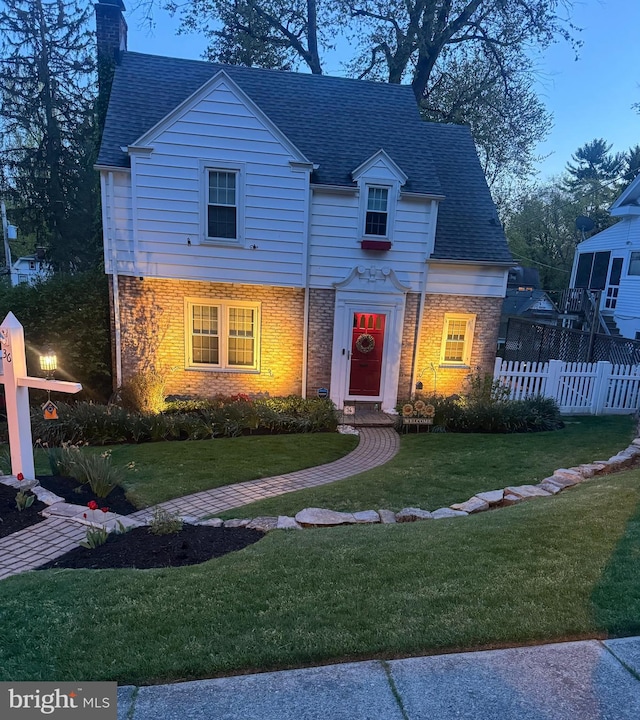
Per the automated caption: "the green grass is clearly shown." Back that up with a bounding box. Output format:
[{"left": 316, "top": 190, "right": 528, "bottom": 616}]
[
  {"left": 35, "top": 434, "right": 358, "bottom": 508},
  {"left": 1, "top": 466, "right": 640, "bottom": 684},
  {"left": 217, "top": 415, "right": 635, "bottom": 518}
]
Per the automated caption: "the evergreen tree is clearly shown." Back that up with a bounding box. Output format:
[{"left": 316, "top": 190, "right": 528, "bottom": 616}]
[
  {"left": 563, "top": 138, "right": 623, "bottom": 232},
  {"left": 0, "top": 0, "right": 99, "bottom": 273}
]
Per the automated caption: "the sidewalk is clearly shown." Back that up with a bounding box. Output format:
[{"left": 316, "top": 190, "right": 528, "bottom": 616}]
[{"left": 118, "top": 637, "right": 640, "bottom": 720}]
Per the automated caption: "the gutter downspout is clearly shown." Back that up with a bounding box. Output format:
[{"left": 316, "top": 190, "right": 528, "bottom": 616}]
[
  {"left": 410, "top": 199, "right": 439, "bottom": 396},
  {"left": 301, "top": 169, "right": 312, "bottom": 398},
  {"left": 106, "top": 171, "right": 122, "bottom": 388}
]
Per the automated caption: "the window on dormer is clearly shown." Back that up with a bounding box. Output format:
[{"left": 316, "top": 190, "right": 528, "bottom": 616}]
[
  {"left": 365, "top": 187, "right": 389, "bottom": 236},
  {"left": 207, "top": 170, "right": 237, "bottom": 240}
]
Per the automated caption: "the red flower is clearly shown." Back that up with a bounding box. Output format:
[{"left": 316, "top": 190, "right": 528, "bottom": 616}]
[
  {"left": 87, "top": 500, "right": 98, "bottom": 510},
  {"left": 16, "top": 473, "right": 24, "bottom": 481},
  {"left": 101, "top": 507, "right": 109, "bottom": 514},
  {"left": 83, "top": 513, "right": 87, "bottom": 518}
]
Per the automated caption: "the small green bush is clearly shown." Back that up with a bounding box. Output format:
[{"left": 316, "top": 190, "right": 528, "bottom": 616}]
[
  {"left": 120, "top": 372, "right": 166, "bottom": 414},
  {"left": 149, "top": 507, "right": 183, "bottom": 536}
]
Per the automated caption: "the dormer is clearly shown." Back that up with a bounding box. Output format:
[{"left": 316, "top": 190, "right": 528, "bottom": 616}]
[{"left": 352, "top": 150, "right": 408, "bottom": 251}]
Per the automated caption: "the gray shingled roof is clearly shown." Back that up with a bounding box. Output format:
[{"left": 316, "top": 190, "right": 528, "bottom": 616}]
[{"left": 98, "top": 52, "right": 512, "bottom": 264}]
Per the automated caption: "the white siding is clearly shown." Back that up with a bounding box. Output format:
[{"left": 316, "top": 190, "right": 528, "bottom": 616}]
[
  {"left": 111, "top": 80, "right": 308, "bottom": 286},
  {"left": 101, "top": 171, "right": 135, "bottom": 275},
  {"left": 575, "top": 217, "right": 636, "bottom": 253},
  {"left": 570, "top": 216, "right": 640, "bottom": 338},
  {"left": 425, "top": 263, "right": 508, "bottom": 298},
  {"left": 309, "top": 189, "right": 432, "bottom": 290}
]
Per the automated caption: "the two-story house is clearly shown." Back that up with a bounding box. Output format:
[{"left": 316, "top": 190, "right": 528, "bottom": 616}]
[
  {"left": 95, "top": 0, "right": 512, "bottom": 412},
  {"left": 568, "top": 172, "right": 640, "bottom": 341}
]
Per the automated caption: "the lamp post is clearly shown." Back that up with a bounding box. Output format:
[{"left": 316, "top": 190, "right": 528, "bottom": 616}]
[{"left": 39, "top": 349, "right": 57, "bottom": 379}]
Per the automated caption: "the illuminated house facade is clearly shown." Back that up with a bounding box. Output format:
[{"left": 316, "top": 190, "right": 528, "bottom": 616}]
[{"left": 96, "top": 1, "right": 512, "bottom": 411}]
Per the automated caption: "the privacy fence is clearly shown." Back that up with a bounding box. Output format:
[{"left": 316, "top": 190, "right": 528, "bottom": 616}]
[{"left": 493, "top": 358, "right": 640, "bottom": 415}]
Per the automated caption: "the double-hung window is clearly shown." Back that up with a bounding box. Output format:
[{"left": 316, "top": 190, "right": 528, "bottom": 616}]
[
  {"left": 365, "top": 186, "right": 389, "bottom": 236},
  {"left": 186, "top": 300, "right": 260, "bottom": 371},
  {"left": 207, "top": 170, "right": 237, "bottom": 240},
  {"left": 629, "top": 251, "right": 640, "bottom": 276},
  {"left": 440, "top": 313, "right": 475, "bottom": 367}
]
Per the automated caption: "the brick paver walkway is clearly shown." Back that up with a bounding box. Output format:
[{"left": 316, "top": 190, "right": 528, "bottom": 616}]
[
  {"left": 0, "top": 427, "right": 399, "bottom": 579},
  {"left": 0, "top": 518, "right": 86, "bottom": 580},
  {"left": 130, "top": 427, "right": 399, "bottom": 521}
]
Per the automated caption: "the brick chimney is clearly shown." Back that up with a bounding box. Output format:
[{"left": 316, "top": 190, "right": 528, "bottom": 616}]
[{"left": 95, "top": 0, "right": 127, "bottom": 103}]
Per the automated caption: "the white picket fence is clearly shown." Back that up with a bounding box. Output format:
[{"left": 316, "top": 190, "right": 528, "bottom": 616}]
[{"left": 493, "top": 358, "right": 640, "bottom": 415}]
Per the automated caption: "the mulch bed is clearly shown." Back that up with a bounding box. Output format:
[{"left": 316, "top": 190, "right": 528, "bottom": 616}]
[
  {"left": 0, "top": 483, "right": 46, "bottom": 538},
  {"left": 37, "top": 524, "right": 264, "bottom": 570},
  {"left": 36, "top": 475, "right": 138, "bottom": 515}
]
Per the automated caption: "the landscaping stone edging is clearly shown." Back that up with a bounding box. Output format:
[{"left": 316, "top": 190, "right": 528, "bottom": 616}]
[
  {"left": 2, "top": 421, "right": 639, "bottom": 538},
  {"left": 207, "top": 421, "right": 640, "bottom": 531}
]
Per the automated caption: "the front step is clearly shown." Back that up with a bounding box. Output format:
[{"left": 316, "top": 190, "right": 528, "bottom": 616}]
[{"left": 340, "top": 402, "right": 396, "bottom": 427}]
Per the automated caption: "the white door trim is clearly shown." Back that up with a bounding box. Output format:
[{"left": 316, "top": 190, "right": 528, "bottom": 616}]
[{"left": 330, "top": 289, "right": 405, "bottom": 412}]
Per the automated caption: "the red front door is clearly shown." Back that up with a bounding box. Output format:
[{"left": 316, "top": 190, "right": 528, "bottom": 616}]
[{"left": 349, "top": 312, "right": 386, "bottom": 396}]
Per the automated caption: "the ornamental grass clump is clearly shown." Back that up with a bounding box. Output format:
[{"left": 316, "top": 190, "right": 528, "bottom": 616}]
[{"left": 71, "top": 451, "right": 124, "bottom": 498}]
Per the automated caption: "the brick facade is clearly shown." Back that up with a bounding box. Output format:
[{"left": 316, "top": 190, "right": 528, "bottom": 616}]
[
  {"left": 413, "top": 294, "right": 502, "bottom": 397},
  {"left": 306, "top": 289, "right": 335, "bottom": 396},
  {"left": 115, "top": 276, "right": 304, "bottom": 397},
  {"left": 113, "top": 278, "right": 501, "bottom": 402},
  {"left": 397, "top": 293, "right": 420, "bottom": 400}
]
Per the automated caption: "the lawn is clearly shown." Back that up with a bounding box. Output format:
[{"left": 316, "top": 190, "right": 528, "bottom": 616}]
[
  {"left": 33, "top": 434, "right": 358, "bottom": 508},
  {"left": 217, "top": 415, "right": 635, "bottom": 518},
  {"left": 1, "top": 466, "right": 639, "bottom": 684}
]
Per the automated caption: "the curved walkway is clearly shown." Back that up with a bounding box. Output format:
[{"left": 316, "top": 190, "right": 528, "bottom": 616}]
[
  {"left": 130, "top": 427, "right": 399, "bottom": 521},
  {"left": 0, "top": 427, "right": 399, "bottom": 579}
]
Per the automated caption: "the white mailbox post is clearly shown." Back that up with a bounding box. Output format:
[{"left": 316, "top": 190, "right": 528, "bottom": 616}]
[{"left": 0, "top": 312, "right": 82, "bottom": 479}]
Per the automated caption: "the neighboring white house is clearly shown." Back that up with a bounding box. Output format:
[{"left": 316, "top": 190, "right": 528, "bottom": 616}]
[
  {"left": 9, "top": 255, "right": 50, "bottom": 287},
  {"left": 95, "top": 0, "right": 513, "bottom": 410},
  {"left": 569, "top": 172, "right": 640, "bottom": 340}
]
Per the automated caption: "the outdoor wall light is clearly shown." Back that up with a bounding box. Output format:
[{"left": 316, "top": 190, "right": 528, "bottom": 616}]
[{"left": 39, "top": 349, "right": 57, "bottom": 378}]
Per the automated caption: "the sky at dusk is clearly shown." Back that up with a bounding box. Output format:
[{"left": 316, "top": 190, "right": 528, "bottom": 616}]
[{"left": 124, "top": 0, "right": 640, "bottom": 183}]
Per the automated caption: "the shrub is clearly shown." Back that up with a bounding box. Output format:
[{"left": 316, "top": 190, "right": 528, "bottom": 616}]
[
  {"left": 396, "top": 392, "right": 562, "bottom": 434},
  {"left": 120, "top": 372, "right": 166, "bottom": 414},
  {"left": 149, "top": 507, "right": 183, "bottom": 535},
  {"left": 0, "top": 270, "right": 111, "bottom": 401}
]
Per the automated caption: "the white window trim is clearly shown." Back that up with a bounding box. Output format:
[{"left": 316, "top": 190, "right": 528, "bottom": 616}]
[
  {"left": 357, "top": 180, "right": 399, "bottom": 242},
  {"left": 628, "top": 250, "right": 640, "bottom": 277},
  {"left": 439, "top": 313, "right": 476, "bottom": 368},
  {"left": 184, "top": 298, "right": 261, "bottom": 372},
  {"left": 199, "top": 160, "right": 245, "bottom": 245}
]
